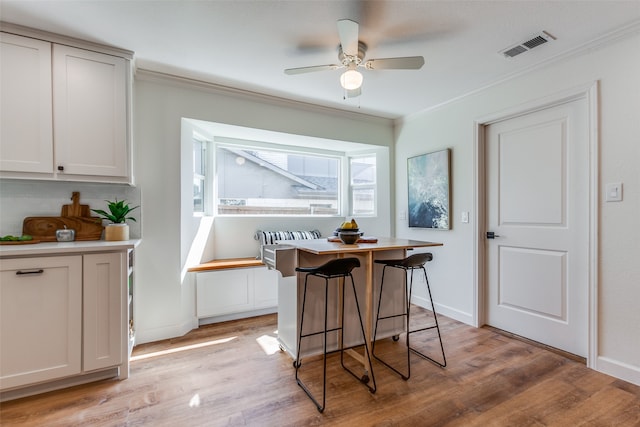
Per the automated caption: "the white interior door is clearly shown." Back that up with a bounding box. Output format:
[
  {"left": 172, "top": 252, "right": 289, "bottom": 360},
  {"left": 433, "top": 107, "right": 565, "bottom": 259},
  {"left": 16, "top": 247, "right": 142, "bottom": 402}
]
[{"left": 485, "top": 98, "right": 589, "bottom": 357}]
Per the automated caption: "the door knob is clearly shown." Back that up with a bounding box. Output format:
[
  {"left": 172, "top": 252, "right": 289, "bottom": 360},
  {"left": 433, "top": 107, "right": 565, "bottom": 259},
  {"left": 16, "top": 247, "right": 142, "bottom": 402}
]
[{"left": 486, "top": 231, "right": 500, "bottom": 239}]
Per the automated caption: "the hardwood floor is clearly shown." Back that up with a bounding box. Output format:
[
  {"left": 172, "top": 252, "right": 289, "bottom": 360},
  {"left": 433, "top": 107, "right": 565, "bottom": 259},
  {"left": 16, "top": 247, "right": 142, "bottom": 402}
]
[{"left": 2, "top": 309, "right": 639, "bottom": 426}]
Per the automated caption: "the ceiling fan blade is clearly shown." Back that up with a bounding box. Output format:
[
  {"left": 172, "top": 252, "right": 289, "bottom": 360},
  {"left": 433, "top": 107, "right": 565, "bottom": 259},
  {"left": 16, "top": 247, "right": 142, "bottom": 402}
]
[
  {"left": 284, "top": 64, "right": 340, "bottom": 75},
  {"left": 337, "top": 19, "right": 359, "bottom": 56},
  {"left": 365, "top": 56, "right": 425, "bottom": 70},
  {"left": 345, "top": 87, "right": 362, "bottom": 98}
]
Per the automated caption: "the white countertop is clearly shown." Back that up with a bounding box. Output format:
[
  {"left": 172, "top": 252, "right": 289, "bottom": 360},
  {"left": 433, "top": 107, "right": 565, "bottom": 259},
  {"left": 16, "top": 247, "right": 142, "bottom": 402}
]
[{"left": 0, "top": 239, "right": 141, "bottom": 257}]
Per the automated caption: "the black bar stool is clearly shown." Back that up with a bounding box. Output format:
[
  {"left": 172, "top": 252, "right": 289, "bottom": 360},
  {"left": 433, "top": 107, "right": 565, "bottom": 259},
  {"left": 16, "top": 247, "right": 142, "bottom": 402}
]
[
  {"left": 294, "top": 257, "right": 376, "bottom": 413},
  {"left": 372, "top": 252, "right": 446, "bottom": 380}
]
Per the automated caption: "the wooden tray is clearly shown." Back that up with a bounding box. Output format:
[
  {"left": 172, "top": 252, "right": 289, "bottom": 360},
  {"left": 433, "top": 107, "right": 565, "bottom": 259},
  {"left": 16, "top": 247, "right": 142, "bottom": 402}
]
[
  {"left": 23, "top": 217, "right": 103, "bottom": 242},
  {"left": 0, "top": 239, "right": 42, "bottom": 245},
  {"left": 327, "top": 237, "right": 378, "bottom": 243}
]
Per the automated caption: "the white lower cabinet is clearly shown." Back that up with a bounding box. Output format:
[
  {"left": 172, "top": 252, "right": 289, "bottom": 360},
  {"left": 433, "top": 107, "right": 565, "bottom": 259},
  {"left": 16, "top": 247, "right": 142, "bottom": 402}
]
[
  {"left": 196, "top": 267, "right": 278, "bottom": 319},
  {"left": 0, "top": 256, "right": 83, "bottom": 390},
  {"left": 83, "top": 252, "right": 124, "bottom": 372},
  {"left": 0, "top": 251, "right": 127, "bottom": 393},
  {"left": 253, "top": 267, "right": 279, "bottom": 309}
]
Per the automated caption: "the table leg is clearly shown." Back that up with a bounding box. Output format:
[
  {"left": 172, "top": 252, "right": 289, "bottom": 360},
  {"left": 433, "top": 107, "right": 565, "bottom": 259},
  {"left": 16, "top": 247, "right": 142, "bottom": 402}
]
[{"left": 364, "top": 250, "right": 374, "bottom": 376}]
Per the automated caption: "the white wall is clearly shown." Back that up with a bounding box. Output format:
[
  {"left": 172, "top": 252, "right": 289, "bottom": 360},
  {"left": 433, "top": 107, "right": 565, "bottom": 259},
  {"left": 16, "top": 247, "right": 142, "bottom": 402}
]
[
  {"left": 394, "top": 32, "right": 640, "bottom": 385},
  {"left": 134, "top": 71, "right": 394, "bottom": 343},
  {"left": 0, "top": 180, "right": 141, "bottom": 238}
]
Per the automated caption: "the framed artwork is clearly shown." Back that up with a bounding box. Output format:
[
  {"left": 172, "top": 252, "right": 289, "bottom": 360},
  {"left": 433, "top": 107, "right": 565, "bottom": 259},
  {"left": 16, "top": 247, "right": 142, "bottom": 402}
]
[{"left": 407, "top": 148, "right": 451, "bottom": 229}]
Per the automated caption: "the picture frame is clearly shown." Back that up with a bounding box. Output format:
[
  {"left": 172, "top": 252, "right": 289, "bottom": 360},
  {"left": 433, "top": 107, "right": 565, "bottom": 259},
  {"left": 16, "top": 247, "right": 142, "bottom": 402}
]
[{"left": 407, "top": 148, "right": 451, "bottom": 229}]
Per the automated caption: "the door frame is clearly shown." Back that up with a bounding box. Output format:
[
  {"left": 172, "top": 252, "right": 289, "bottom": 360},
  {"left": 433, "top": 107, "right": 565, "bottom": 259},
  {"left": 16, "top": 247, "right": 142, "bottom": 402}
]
[{"left": 473, "top": 81, "right": 599, "bottom": 367}]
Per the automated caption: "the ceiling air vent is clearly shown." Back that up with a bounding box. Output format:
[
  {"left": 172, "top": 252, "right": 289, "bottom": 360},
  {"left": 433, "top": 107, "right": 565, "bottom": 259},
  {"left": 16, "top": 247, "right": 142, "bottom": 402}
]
[{"left": 500, "top": 31, "right": 556, "bottom": 58}]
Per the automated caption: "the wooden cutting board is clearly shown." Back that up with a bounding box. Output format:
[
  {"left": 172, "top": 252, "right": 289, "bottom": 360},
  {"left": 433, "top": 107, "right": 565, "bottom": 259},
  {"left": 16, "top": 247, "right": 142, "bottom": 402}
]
[
  {"left": 23, "top": 217, "right": 104, "bottom": 242},
  {"left": 61, "top": 191, "right": 91, "bottom": 217},
  {"left": 22, "top": 192, "right": 104, "bottom": 241}
]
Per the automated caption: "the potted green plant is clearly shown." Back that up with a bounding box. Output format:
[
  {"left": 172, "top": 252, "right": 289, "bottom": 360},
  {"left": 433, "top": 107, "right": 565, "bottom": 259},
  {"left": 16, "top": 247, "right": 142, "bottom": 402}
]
[{"left": 92, "top": 199, "right": 139, "bottom": 241}]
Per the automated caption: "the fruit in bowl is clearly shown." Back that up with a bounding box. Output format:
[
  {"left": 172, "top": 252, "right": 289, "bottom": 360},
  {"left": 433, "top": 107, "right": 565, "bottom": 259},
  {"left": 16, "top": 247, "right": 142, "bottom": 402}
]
[
  {"left": 335, "top": 218, "right": 359, "bottom": 233},
  {"left": 341, "top": 218, "right": 358, "bottom": 229}
]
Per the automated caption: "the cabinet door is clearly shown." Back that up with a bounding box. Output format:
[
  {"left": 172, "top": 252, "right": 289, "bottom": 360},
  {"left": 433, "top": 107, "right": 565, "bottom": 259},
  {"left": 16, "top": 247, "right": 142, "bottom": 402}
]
[
  {"left": 0, "top": 256, "right": 82, "bottom": 390},
  {"left": 253, "top": 267, "right": 278, "bottom": 309},
  {"left": 0, "top": 33, "right": 53, "bottom": 173},
  {"left": 53, "top": 44, "right": 128, "bottom": 178},
  {"left": 196, "top": 269, "right": 252, "bottom": 318},
  {"left": 83, "top": 252, "right": 124, "bottom": 372}
]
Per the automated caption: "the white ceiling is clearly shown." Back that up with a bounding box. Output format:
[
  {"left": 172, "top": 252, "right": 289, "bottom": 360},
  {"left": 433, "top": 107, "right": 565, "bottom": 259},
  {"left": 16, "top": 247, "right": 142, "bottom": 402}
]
[{"left": 2, "top": 1, "right": 639, "bottom": 119}]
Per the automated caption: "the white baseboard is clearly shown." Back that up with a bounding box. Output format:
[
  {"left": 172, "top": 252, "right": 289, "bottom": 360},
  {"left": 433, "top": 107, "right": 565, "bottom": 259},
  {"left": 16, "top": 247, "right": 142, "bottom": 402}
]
[
  {"left": 0, "top": 368, "right": 119, "bottom": 402},
  {"left": 135, "top": 317, "right": 198, "bottom": 345},
  {"left": 595, "top": 356, "right": 640, "bottom": 386},
  {"left": 198, "top": 307, "right": 277, "bottom": 326},
  {"left": 135, "top": 309, "right": 279, "bottom": 345},
  {"left": 411, "top": 295, "right": 474, "bottom": 326}
]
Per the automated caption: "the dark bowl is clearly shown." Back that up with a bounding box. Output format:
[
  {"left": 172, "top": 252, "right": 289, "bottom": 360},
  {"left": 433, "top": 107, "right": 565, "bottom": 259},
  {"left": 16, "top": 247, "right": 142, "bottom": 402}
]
[
  {"left": 338, "top": 231, "right": 360, "bottom": 244},
  {"left": 334, "top": 227, "right": 359, "bottom": 236}
]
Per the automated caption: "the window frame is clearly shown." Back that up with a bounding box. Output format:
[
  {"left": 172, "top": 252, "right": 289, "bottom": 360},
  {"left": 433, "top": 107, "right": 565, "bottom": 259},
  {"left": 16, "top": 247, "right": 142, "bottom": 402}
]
[{"left": 348, "top": 154, "right": 377, "bottom": 217}]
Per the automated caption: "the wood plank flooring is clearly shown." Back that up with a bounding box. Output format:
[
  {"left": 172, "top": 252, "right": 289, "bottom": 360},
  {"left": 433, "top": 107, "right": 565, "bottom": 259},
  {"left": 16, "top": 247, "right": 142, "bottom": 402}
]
[{"left": 1, "top": 309, "right": 639, "bottom": 426}]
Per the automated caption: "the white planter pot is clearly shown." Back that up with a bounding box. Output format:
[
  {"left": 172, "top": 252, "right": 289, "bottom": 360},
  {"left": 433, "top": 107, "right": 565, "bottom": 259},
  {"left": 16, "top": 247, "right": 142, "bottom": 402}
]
[{"left": 105, "top": 223, "right": 129, "bottom": 241}]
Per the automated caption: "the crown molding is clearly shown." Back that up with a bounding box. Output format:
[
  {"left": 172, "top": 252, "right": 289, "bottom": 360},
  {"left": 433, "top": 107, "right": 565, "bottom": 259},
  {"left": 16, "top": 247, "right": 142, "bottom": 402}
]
[
  {"left": 134, "top": 68, "right": 393, "bottom": 127},
  {"left": 0, "top": 21, "right": 133, "bottom": 59}
]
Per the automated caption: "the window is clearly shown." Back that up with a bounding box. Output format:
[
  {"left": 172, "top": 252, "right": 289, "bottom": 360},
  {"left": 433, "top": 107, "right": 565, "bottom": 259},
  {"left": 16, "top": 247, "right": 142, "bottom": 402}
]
[
  {"left": 350, "top": 155, "right": 376, "bottom": 216},
  {"left": 193, "top": 138, "right": 207, "bottom": 213},
  {"left": 216, "top": 145, "right": 340, "bottom": 216}
]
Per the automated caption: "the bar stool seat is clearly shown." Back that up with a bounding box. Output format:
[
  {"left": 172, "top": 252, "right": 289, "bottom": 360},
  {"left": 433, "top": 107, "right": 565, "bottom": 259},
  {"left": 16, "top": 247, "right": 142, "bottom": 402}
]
[
  {"left": 294, "top": 257, "right": 376, "bottom": 413},
  {"left": 372, "top": 252, "right": 446, "bottom": 380}
]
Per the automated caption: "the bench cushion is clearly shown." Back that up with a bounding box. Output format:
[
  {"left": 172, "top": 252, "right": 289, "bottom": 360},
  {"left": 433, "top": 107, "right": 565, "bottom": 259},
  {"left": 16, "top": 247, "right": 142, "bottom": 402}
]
[{"left": 254, "top": 230, "right": 321, "bottom": 246}]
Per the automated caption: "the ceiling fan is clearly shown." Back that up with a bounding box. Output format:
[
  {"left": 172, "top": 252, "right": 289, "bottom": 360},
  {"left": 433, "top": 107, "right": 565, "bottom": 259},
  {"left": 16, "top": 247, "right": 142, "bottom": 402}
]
[{"left": 284, "top": 19, "right": 425, "bottom": 98}]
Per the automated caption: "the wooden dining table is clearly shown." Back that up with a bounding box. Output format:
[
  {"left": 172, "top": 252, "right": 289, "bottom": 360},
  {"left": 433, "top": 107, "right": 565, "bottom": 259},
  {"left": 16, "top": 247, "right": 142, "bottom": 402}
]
[{"left": 272, "top": 237, "right": 443, "bottom": 378}]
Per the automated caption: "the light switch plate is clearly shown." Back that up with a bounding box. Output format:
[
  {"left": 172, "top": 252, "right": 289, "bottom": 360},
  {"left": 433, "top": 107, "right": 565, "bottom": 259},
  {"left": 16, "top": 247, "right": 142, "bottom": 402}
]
[
  {"left": 461, "top": 211, "right": 469, "bottom": 223},
  {"left": 605, "top": 182, "right": 623, "bottom": 202}
]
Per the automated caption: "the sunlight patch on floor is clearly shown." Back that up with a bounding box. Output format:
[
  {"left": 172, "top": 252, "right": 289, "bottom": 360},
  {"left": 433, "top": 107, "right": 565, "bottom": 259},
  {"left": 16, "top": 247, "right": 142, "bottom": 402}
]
[
  {"left": 189, "top": 393, "right": 201, "bottom": 408},
  {"left": 256, "top": 334, "right": 281, "bottom": 355},
  {"left": 131, "top": 336, "right": 238, "bottom": 361}
]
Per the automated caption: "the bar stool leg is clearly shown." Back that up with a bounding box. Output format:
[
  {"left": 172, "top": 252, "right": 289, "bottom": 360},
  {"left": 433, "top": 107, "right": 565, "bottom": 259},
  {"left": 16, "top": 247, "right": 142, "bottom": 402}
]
[
  {"left": 340, "top": 273, "right": 377, "bottom": 393},
  {"left": 408, "top": 266, "right": 447, "bottom": 368},
  {"left": 294, "top": 274, "right": 329, "bottom": 412},
  {"left": 372, "top": 265, "right": 411, "bottom": 380}
]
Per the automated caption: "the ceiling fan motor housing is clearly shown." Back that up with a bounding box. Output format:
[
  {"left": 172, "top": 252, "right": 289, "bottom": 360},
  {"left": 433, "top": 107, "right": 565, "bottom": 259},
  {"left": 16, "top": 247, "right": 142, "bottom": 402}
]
[{"left": 339, "top": 41, "right": 367, "bottom": 66}]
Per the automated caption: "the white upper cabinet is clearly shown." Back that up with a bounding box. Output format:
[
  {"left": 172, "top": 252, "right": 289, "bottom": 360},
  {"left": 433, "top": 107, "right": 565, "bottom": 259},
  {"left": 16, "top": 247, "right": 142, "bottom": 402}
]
[
  {"left": 0, "top": 29, "right": 132, "bottom": 184},
  {"left": 53, "top": 45, "right": 128, "bottom": 179},
  {"left": 0, "top": 33, "right": 54, "bottom": 173}
]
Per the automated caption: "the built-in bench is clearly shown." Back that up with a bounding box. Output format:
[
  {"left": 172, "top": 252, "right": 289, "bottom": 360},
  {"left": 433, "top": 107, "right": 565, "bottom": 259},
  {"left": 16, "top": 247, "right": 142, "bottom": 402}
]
[
  {"left": 191, "top": 230, "right": 322, "bottom": 326},
  {"left": 188, "top": 257, "right": 264, "bottom": 272}
]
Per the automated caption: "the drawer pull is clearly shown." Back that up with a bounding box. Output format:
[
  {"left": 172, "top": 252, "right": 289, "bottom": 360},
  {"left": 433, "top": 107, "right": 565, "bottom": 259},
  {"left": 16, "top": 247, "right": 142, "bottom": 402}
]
[{"left": 16, "top": 269, "right": 44, "bottom": 276}]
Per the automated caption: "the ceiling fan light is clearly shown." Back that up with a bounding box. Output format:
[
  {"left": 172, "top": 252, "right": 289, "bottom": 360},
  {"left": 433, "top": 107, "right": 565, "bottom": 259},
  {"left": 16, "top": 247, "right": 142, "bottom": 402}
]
[{"left": 340, "top": 69, "right": 363, "bottom": 90}]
